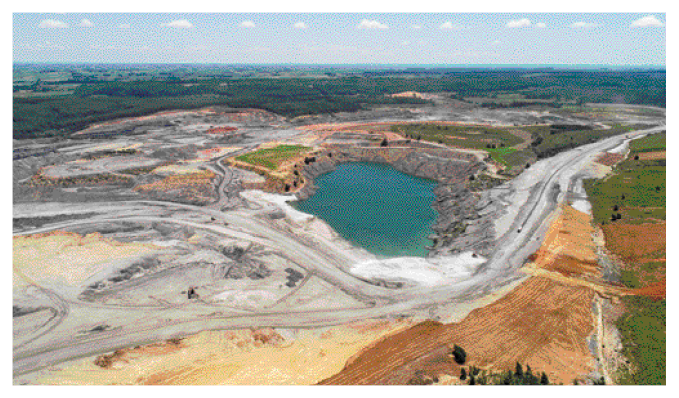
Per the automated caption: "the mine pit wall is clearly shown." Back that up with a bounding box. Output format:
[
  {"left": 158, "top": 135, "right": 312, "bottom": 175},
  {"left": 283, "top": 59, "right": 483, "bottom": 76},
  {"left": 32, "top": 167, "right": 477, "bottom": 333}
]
[{"left": 292, "top": 145, "right": 491, "bottom": 258}]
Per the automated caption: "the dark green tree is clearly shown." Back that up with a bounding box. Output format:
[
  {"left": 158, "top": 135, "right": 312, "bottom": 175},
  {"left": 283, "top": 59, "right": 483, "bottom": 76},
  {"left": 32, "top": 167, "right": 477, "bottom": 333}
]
[
  {"left": 452, "top": 345, "right": 467, "bottom": 365},
  {"left": 460, "top": 367, "right": 467, "bottom": 380},
  {"left": 515, "top": 362, "right": 523, "bottom": 378},
  {"left": 540, "top": 372, "right": 550, "bottom": 385}
]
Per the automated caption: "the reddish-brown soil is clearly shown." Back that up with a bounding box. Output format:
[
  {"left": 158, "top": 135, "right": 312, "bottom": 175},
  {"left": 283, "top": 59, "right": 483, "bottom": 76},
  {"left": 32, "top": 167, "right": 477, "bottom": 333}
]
[
  {"left": 134, "top": 170, "right": 217, "bottom": 204},
  {"left": 601, "top": 222, "right": 665, "bottom": 262},
  {"left": 596, "top": 152, "right": 625, "bottom": 166},
  {"left": 637, "top": 151, "right": 666, "bottom": 160},
  {"left": 601, "top": 221, "right": 666, "bottom": 292},
  {"left": 629, "top": 277, "right": 666, "bottom": 300},
  {"left": 528, "top": 206, "right": 600, "bottom": 279},
  {"left": 319, "top": 276, "right": 596, "bottom": 385},
  {"left": 94, "top": 339, "right": 185, "bottom": 369},
  {"left": 206, "top": 126, "right": 237, "bottom": 134}
]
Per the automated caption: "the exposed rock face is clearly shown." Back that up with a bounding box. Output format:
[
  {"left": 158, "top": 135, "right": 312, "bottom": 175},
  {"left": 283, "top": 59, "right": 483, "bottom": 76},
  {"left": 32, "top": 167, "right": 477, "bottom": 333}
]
[{"left": 294, "top": 146, "right": 494, "bottom": 258}]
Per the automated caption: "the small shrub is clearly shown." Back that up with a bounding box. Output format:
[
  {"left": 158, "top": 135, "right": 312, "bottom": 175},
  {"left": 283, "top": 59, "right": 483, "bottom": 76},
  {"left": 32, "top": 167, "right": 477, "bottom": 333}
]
[{"left": 452, "top": 344, "right": 467, "bottom": 364}]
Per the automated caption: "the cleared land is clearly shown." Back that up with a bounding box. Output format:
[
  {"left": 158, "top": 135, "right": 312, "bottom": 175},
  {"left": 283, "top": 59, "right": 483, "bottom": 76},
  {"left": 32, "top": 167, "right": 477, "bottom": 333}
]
[
  {"left": 525, "top": 205, "right": 599, "bottom": 279},
  {"left": 29, "top": 320, "right": 413, "bottom": 385},
  {"left": 320, "top": 276, "right": 596, "bottom": 385}
]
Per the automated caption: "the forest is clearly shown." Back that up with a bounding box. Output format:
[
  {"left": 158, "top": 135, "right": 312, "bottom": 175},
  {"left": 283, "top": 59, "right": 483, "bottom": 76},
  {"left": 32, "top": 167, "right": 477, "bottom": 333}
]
[{"left": 13, "top": 67, "right": 665, "bottom": 139}]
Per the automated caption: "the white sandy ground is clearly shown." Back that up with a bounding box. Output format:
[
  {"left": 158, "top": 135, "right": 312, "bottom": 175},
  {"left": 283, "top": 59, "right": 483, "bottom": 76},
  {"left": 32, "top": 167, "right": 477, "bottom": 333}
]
[
  {"left": 351, "top": 252, "right": 487, "bottom": 286},
  {"left": 571, "top": 200, "right": 592, "bottom": 215},
  {"left": 240, "top": 190, "right": 314, "bottom": 223},
  {"left": 608, "top": 141, "right": 629, "bottom": 154}
]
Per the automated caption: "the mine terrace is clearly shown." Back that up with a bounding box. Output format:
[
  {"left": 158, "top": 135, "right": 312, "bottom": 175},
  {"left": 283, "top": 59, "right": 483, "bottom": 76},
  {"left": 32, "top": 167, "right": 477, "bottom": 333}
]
[{"left": 13, "top": 67, "right": 666, "bottom": 385}]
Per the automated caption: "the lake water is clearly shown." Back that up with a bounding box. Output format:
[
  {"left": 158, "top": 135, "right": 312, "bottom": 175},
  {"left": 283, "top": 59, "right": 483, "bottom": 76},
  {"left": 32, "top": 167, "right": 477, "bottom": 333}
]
[{"left": 293, "top": 162, "right": 438, "bottom": 257}]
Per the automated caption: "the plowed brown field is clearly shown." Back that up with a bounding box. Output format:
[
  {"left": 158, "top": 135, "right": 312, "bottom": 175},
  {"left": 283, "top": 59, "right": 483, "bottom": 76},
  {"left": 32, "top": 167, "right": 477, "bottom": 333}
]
[
  {"left": 596, "top": 152, "right": 625, "bottom": 166},
  {"left": 319, "top": 276, "right": 595, "bottom": 385},
  {"left": 637, "top": 151, "right": 666, "bottom": 160},
  {"left": 601, "top": 222, "right": 665, "bottom": 261}
]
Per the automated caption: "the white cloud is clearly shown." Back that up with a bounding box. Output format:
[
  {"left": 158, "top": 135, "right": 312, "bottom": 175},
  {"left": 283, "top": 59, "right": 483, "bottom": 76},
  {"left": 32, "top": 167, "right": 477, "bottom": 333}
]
[
  {"left": 535, "top": 22, "right": 546, "bottom": 29},
  {"left": 161, "top": 19, "right": 193, "bottom": 29},
  {"left": 38, "top": 19, "right": 68, "bottom": 29},
  {"left": 118, "top": 23, "right": 131, "bottom": 29},
  {"left": 571, "top": 21, "right": 597, "bottom": 28},
  {"left": 79, "top": 19, "right": 94, "bottom": 28},
  {"left": 492, "top": 40, "right": 501, "bottom": 45},
  {"left": 411, "top": 24, "right": 422, "bottom": 30},
  {"left": 506, "top": 18, "right": 532, "bottom": 28},
  {"left": 631, "top": 15, "right": 664, "bottom": 28},
  {"left": 356, "top": 19, "right": 388, "bottom": 30},
  {"left": 240, "top": 20, "right": 256, "bottom": 28},
  {"left": 440, "top": 21, "right": 464, "bottom": 30},
  {"left": 293, "top": 21, "right": 307, "bottom": 29},
  {"left": 402, "top": 40, "right": 410, "bottom": 46}
]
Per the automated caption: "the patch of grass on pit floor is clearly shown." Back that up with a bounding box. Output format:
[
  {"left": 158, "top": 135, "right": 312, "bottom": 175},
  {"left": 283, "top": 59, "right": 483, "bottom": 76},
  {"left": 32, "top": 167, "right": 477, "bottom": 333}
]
[
  {"left": 235, "top": 145, "right": 311, "bottom": 171},
  {"left": 484, "top": 147, "right": 517, "bottom": 166}
]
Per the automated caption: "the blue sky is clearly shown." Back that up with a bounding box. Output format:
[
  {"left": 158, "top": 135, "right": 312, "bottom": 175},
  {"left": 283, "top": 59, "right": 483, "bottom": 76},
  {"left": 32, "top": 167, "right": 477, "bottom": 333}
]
[{"left": 13, "top": 13, "right": 666, "bottom": 66}]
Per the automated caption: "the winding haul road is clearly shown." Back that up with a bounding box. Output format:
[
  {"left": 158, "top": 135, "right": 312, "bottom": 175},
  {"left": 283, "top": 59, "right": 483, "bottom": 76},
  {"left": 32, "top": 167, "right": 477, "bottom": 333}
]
[{"left": 13, "top": 123, "right": 664, "bottom": 378}]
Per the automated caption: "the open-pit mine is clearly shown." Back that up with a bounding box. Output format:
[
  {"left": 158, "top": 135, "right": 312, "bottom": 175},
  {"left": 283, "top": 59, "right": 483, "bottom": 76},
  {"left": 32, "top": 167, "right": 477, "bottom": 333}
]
[{"left": 13, "top": 96, "right": 665, "bottom": 385}]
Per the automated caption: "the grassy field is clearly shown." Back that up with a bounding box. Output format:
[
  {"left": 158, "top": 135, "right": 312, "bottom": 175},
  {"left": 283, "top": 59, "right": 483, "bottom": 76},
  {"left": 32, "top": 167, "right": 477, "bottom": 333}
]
[
  {"left": 615, "top": 296, "right": 666, "bottom": 385},
  {"left": 391, "top": 124, "right": 523, "bottom": 150},
  {"left": 629, "top": 131, "right": 666, "bottom": 153},
  {"left": 485, "top": 147, "right": 517, "bottom": 166},
  {"left": 584, "top": 133, "right": 666, "bottom": 225},
  {"left": 583, "top": 166, "right": 665, "bottom": 224},
  {"left": 235, "top": 145, "right": 311, "bottom": 171},
  {"left": 583, "top": 131, "right": 666, "bottom": 385}
]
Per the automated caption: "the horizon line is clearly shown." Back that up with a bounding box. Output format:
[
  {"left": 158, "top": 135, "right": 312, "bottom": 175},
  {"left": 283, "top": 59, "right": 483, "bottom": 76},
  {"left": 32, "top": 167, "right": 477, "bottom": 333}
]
[{"left": 13, "top": 62, "right": 666, "bottom": 69}]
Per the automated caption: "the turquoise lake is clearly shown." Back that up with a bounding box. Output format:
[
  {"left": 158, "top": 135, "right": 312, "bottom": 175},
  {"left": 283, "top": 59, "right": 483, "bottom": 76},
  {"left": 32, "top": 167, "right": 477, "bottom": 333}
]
[{"left": 292, "top": 162, "right": 438, "bottom": 258}]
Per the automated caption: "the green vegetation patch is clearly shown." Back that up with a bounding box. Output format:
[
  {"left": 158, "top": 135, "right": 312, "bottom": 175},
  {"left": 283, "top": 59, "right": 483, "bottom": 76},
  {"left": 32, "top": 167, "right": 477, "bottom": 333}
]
[
  {"left": 461, "top": 363, "right": 553, "bottom": 385},
  {"left": 235, "top": 145, "right": 311, "bottom": 171},
  {"left": 501, "top": 148, "right": 537, "bottom": 171},
  {"left": 584, "top": 165, "right": 665, "bottom": 225},
  {"left": 485, "top": 147, "right": 517, "bottom": 165},
  {"left": 391, "top": 123, "right": 523, "bottom": 150},
  {"left": 629, "top": 131, "right": 666, "bottom": 153},
  {"left": 583, "top": 131, "right": 666, "bottom": 385},
  {"left": 615, "top": 296, "right": 666, "bottom": 385}
]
